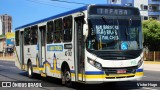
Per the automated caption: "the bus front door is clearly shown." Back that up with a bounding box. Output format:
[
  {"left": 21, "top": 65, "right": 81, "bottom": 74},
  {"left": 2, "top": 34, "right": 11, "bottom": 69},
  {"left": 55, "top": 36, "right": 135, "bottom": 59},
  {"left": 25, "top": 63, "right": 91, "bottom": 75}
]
[
  {"left": 75, "top": 16, "right": 85, "bottom": 81},
  {"left": 38, "top": 26, "right": 46, "bottom": 75}
]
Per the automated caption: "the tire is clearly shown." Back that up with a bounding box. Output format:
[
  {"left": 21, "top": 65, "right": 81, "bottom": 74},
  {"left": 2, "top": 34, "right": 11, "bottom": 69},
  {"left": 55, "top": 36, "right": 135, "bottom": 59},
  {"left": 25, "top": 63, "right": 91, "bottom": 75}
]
[
  {"left": 28, "top": 62, "right": 33, "bottom": 78},
  {"left": 62, "top": 69, "right": 72, "bottom": 87}
]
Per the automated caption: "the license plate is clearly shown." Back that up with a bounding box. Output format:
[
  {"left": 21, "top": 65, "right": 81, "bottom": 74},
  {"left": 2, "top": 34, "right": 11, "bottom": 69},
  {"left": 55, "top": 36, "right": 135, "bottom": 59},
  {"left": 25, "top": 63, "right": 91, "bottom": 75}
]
[{"left": 117, "top": 70, "right": 126, "bottom": 74}]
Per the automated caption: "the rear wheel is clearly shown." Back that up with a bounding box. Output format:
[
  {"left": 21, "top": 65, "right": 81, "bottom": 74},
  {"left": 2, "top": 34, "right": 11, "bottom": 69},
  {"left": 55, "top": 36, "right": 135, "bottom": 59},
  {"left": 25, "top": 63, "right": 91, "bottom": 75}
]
[
  {"left": 62, "top": 68, "right": 72, "bottom": 87},
  {"left": 64, "top": 69, "right": 72, "bottom": 87},
  {"left": 28, "top": 62, "right": 33, "bottom": 78}
]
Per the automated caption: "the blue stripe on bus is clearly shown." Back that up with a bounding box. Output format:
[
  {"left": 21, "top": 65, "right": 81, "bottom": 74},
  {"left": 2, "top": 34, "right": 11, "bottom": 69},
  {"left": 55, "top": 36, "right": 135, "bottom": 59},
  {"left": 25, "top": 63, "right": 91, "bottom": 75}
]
[
  {"left": 32, "top": 65, "right": 37, "bottom": 67},
  {"left": 70, "top": 70, "right": 75, "bottom": 73},
  {"left": 85, "top": 71, "right": 104, "bottom": 75},
  {"left": 39, "top": 65, "right": 43, "bottom": 68},
  {"left": 15, "top": 6, "right": 88, "bottom": 30},
  {"left": 136, "top": 69, "right": 143, "bottom": 72}
]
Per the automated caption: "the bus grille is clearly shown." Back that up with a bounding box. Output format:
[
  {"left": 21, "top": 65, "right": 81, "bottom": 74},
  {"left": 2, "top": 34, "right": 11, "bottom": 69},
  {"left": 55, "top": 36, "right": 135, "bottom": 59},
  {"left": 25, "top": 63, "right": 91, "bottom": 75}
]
[
  {"left": 90, "top": 50, "right": 142, "bottom": 60},
  {"left": 105, "top": 75, "right": 135, "bottom": 79},
  {"left": 102, "top": 66, "right": 137, "bottom": 75}
]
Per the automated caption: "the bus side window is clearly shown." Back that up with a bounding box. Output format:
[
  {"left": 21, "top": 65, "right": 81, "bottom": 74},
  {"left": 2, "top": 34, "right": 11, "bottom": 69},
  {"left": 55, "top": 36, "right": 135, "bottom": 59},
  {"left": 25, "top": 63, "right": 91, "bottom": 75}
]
[
  {"left": 31, "top": 25, "right": 38, "bottom": 45},
  {"left": 15, "top": 31, "right": 19, "bottom": 46},
  {"left": 24, "top": 27, "right": 31, "bottom": 45},
  {"left": 63, "top": 16, "right": 72, "bottom": 42},
  {"left": 54, "top": 18, "right": 62, "bottom": 43},
  {"left": 47, "top": 21, "right": 54, "bottom": 44}
]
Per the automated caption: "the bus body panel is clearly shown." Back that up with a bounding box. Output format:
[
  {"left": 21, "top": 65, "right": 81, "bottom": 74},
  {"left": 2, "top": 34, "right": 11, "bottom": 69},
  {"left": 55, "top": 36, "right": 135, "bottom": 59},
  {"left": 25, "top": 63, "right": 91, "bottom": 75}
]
[
  {"left": 15, "top": 46, "right": 21, "bottom": 69},
  {"left": 15, "top": 4, "right": 143, "bottom": 84},
  {"left": 84, "top": 50, "right": 143, "bottom": 83},
  {"left": 23, "top": 46, "right": 37, "bottom": 65}
]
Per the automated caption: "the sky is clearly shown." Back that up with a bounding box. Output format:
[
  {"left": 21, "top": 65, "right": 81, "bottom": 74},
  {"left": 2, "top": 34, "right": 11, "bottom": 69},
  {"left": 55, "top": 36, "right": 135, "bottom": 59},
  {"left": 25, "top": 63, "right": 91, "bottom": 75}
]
[{"left": 0, "top": 0, "right": 108, "bottom": 32}]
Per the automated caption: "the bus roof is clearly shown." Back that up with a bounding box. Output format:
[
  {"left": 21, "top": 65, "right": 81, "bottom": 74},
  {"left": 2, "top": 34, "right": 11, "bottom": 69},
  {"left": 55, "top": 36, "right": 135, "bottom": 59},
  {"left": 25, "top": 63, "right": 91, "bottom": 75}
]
[
  {"left": 15, "top": 5, "right": 88, "bottom": 30},
  {"left": 15, "top": 4, "right": 136, "bottom": 30}
]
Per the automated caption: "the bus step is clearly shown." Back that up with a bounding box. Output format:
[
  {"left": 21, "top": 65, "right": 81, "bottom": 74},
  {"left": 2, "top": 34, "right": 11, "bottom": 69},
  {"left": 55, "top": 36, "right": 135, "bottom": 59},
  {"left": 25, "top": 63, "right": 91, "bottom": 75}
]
[{"left": 41, "top": 73, "right": 47, "bottom": 77}]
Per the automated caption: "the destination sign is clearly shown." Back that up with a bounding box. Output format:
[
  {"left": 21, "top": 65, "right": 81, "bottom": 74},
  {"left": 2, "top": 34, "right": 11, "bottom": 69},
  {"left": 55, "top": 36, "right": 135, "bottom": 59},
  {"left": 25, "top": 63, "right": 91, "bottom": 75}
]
[{"left": 89, "top": 6, "right": 139, "bottom": 15}]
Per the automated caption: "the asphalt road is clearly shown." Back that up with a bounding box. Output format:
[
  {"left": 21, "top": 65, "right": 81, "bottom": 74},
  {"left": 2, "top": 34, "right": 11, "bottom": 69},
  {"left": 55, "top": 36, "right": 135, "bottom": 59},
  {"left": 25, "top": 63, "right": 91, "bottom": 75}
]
[{"left": 0, "top": 60, "right": 160, "bottom": 90}]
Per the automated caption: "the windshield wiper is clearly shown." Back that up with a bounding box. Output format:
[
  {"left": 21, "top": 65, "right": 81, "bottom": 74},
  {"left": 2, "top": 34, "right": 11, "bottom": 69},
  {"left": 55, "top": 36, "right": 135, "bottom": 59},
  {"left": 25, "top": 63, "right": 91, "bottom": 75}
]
[
  {"left": 125, "top": 26, "right": 129, "bottom": 36},
  {"left": 126, "top": 18, "right": 132, "bottom": 36},
  {"left": 101, "top": 16, "right": 108, "bottom": 23}
]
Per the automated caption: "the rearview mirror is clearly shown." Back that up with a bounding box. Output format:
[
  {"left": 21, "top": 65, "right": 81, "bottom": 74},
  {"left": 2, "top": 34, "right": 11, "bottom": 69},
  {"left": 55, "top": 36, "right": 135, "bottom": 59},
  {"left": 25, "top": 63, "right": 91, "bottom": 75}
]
[
  {"left": 83, "top": 24, "right": 88, "bottom": 41},
  {"left": 83, "top": 24, "right": 88, "bottom": 36}
]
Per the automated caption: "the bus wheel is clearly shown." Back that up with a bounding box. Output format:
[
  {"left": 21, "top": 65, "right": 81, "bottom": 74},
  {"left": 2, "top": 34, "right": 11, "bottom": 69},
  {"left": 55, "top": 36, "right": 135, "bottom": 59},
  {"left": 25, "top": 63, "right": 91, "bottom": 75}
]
[
  {"left": 28, "top": 62, "right": 33, "bottom": 78},
  {"left": 64, "top": 69, "right": 72, "bottom": 87}
]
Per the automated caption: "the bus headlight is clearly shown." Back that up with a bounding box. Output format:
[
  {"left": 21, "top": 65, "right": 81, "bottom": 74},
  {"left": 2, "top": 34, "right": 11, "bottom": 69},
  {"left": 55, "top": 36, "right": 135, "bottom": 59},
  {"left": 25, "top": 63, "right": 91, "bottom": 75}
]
[
  {"left": 87, "top": 58, "right": 102, "bottom": 70},
  {"left": 138, "top": 58, "right": 143, "bottom": 68}
]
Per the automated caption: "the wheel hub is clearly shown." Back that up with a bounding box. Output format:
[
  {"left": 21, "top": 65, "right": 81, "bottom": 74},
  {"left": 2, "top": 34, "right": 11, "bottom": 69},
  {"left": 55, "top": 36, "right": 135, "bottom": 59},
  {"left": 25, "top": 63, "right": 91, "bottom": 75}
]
[
  {"left": 28, "top": 66, "right": 31, "bottom": 75},
  {"left": 65, "top": 71, "right": 71, "bottom": 81}
]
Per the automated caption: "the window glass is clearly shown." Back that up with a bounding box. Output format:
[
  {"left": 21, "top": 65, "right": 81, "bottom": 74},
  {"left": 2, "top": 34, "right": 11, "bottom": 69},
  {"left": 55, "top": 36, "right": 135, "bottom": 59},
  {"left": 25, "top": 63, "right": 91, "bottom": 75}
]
[
  {"left": 144, "top": 16, "right": 148, "bottom": 20},
  {"left": 47, "top": 21, "right": 54, "bottom": 44},
  {"left": 54, "top": 19, "right": 62, "bottom": 43},
  {"left": 144, "top": 5, "right": 148, "bottom": 10},
  {"left": 63, "top": 16, "right": 72, "bottom": 42},
  {"left": 30, "top": 25, "right": 38, "bottom": 45},
  {"left": 87, "top": 18, "right": 142, "bottom": 51},
  {"left": 24, "top": 27, "right": 31, "bottom": 45},
  {"left": 15, "top": 31, "right": 19, "bottom": 46}
]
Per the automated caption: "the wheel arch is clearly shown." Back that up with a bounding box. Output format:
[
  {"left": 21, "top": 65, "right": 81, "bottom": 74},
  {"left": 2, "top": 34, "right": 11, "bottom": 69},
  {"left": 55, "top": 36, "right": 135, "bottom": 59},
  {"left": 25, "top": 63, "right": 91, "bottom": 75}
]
[
  {"left": 61, "top": 61, "right": 70, "bottom": 72},
  {"left": 27, "top": 58, "right": 32, "bottom": 66}
]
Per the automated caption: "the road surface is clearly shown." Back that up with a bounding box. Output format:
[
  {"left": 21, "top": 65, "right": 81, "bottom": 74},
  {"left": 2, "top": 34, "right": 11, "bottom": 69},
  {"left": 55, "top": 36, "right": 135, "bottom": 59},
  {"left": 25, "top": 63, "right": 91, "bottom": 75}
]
[{"left": 0, "top": 60, "right": 160, "bottom": 90}]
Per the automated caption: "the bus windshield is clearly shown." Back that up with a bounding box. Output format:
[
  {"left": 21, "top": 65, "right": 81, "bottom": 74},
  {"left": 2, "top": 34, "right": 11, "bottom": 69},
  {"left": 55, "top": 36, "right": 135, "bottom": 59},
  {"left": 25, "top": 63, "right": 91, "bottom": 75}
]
[{"left": 87, "top": 17, "right": 142, "bottom": 51}]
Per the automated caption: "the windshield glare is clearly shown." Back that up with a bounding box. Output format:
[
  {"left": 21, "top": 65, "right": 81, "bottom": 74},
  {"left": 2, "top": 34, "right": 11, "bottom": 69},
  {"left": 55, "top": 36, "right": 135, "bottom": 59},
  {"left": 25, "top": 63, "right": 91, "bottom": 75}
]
[{"left": 87, "top": 17, "right": 142, "bottom": 51}]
